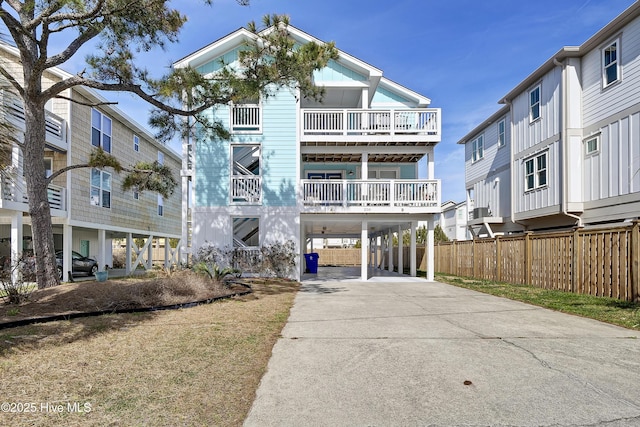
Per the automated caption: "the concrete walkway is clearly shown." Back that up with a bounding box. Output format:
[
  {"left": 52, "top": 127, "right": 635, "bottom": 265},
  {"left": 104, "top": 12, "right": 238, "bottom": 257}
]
[{"left": 245, "top": 268, "right": 640, "bottom": 426}]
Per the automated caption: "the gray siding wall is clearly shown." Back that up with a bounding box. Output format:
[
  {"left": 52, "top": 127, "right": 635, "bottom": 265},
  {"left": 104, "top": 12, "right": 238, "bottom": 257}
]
[
  {"left": 465, "top": 113, "right": 511, "bottom": 218},
  {"left": 511, "top": 67, "right": 562, "bottom": 216},
  {"left": 581, "top": 16, "right": 640, "bottom": 213},
  {"left": 582, "top": 15, "right": 640, "bottom": 128}
]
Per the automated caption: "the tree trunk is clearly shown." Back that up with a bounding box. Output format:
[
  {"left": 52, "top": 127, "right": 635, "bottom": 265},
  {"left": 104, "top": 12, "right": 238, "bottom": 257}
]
[{"left": 23, "top": 99, "right": 60, "bottom": 289}]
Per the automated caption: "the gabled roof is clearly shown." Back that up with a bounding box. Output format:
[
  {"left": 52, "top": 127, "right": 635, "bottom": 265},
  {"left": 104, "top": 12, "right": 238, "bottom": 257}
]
[
  {"left": 173, "top": 24, "right": 430, "bottom": 106},
  {"left": 499, "top": 1, "right": 640, "bottom": 103}
]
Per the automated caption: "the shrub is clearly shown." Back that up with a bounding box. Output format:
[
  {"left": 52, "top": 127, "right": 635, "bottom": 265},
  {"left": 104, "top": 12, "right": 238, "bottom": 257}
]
[
  {"left": 260, "top": 240, "right": 297, "bottom": 279},
  {"left": 0, "top": 254, "right": 36, "bottom": 304},
  {"left": 192, "top": 243, "right": 240, "bottom": 282}
]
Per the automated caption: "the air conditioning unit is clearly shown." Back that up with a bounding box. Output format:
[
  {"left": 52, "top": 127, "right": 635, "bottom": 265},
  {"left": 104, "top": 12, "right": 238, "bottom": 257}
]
[{"left": 473, "top": 207, "right": 491, "bottom": 219}]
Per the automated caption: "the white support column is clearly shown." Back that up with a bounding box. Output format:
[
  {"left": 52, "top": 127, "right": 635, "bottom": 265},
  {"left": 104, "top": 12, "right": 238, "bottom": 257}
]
[
  {"left": 147, "top": 236, "right": 153, "bottom": 269},
  {"left": 10, "top": 213, "right": 22, "bottom": 284},
  {"left": 62, "top": 223, "right": 72, "bottom": 282},
  {"left": 369, "top": 237, "right": 376, "bottom": 268},
  {"left": 373, "top": 235, "right": 378, "bottom": 269},
  {"left": 361, "top": 152, "right": 368, "bottom": 180},
  {"left": 410, "top": 221, "right": 417, "bottom": 277},
  {"left": 97, "top": 228, "right": 106, "bottom": 271},
  {"left": 126, "top": 233, "right": 132, "bottom": 274},
  {"left": 164, "top": 237, "right": 170, "bottom": 269},
  {"left": 380, "top": 234, "right": 386, "bottom": 270},
  {"left": 360, "top": 220, "right": 368, "bottom": 281},
  {"left": 397, "top": 225, "right": 403, "bottom": 276},
  {"left": 387, "top": 229, "right": 394, "bottom": 272},
  {"left": 427, "top": 218, "right": 435, "bottom": 281},
  {"left": 427, "top": 147, "right": 435, "bottom": 180}
]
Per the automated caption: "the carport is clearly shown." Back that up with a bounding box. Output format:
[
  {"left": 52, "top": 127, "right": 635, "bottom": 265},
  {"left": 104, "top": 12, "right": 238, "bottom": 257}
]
[{"left": 301, "top": 213, "right": 435, "bottom": 281}]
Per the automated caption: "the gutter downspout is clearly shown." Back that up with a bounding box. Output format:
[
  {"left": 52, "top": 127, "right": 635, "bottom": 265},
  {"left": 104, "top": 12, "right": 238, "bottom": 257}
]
[
  {"left": 501, "top": 98, "right": 527, "bottom": 231},
  {"left": 554, "top": 57, "right": 583, "bottom": 227}
]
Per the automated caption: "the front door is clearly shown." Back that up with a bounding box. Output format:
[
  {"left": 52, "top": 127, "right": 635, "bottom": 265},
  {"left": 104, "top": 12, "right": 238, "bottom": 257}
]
[
  {"left": 307, "top": 172, "right": 343, "bottom": 180},
  {"left": 306, "top": 172, "right": 343, "bottom": 205}
]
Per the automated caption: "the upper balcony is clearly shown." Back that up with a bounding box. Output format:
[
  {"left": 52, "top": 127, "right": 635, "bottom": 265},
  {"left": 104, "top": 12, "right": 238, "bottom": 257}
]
[
  {"left": 300, "top": 108, "right": 441, "bottom": 144},
  {"left": 1, "top": 93, "right": 68, "bottom": 152},
  {"left": 300, "top": 179, "right": 440, "bottom": 214}
]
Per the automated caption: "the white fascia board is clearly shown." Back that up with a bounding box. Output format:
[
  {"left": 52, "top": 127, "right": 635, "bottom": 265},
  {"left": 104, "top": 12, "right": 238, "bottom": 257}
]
[
  {"left": 173, "top": 28, "right": 255, "bottom": 69},
  {"left": 285, "top": 26, "right": 383, "bottom": 80},
  {"left": 456, "top": 104, "right": 510, "bottom": 145},
  {"left": 72, "top": 86, "right": 181, "bottom": 160}
]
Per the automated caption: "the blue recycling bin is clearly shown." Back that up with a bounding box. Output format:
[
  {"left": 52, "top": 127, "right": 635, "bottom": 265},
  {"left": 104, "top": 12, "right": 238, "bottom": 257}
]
[{"left": 304, "top": 253, "right": 319, "bottom": 274}]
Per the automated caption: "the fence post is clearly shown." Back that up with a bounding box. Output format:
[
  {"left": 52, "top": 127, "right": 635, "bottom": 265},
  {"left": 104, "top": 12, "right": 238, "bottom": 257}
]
[
  {"left": 525, "top": 231, "right": 532, "bottom": 285},
  {"left": 632, "top": 220, "right": 640, "bottom": 303},
  {"left": 472, "top": 237, "right": 477, "bottom": 278},
  {"left": 452, "top": 240, "right": 456, "bottom": 275},
  {"left": 571, "top": 226, "right": 582, "bottom": 294},
  {"left": 495, "top": 235, "right": 501, "bottom": 282}
]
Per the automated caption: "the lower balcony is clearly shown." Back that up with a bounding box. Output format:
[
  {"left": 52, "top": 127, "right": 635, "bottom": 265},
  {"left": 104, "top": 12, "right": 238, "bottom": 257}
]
[
  {"left": 1, "top": 176, "right": 66, "bottom": 213},
  {"left": 301, "top": 179, "right": 440, "bottom": 213}
]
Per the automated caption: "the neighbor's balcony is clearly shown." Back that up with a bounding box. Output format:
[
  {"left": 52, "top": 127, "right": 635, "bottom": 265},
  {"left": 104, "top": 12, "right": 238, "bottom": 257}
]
[
  {"left": 2, "top": 94, "right": 68, "bottom": 152},
  {"left": 0, "top": 175, "right": 66, "bottom": 212},
  {"left": 300, "top": 108, "right": 441, "bottom": 143},
  {"left": 301, "top": 179, "right": 440, "bottom": 213}
]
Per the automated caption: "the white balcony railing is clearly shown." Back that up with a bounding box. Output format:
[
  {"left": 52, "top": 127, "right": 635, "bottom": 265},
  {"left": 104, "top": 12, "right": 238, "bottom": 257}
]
[
  {"left": 231, "top": 104, "right": 261, "bottom": 133},
  {"left": 1, "top": 174, "right": 66, "bottom": 211},
  {"left": 1, "top": 92, "right": 67, "bottom": 151},
  {"left": 300, "top": 108, "right": 440, "bottom": 141},
  {"left": 231, "top": 175, "right": 262, "bottom": 204},
  {"left": 301, "top": 179, "right": 440, "bottom": 209}
]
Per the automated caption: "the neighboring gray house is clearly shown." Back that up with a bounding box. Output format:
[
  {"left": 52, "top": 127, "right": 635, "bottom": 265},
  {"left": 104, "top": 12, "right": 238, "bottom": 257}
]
[
  {"left": 436, "top": 200, "right": 472, "bottom": 241},
  {"left": 0, "top": 43, "right": 182, "bottom": 281},
  {"left": 460, "top": 1, "right": 640, "bottom": 233}
]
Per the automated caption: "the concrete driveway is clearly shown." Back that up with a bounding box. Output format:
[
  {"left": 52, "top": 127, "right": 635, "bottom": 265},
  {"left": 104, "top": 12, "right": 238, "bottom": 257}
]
[{"left": 245, "top": 269, "right": 640, "bottom": 426}]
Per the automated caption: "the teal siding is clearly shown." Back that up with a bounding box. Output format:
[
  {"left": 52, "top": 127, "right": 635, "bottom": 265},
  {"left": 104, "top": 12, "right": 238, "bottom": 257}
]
[
  {"left": 372, "top": 86, "right": 412, "bottom": 105},
  {"left": 302, "top": 163, "right": 417, "bottom": 179},
  {"left": 261, "top": 89, "right": 297, "bottom": 207},
  {"left": 195, "top": 123, "right": 230, "bottom": 206},
  {"left": 313, "top": 59, "right": 367, "bottom": 82},
  {"left": 195, "top": 87, "right": 297, "bottom": 208},
  {"left": 196, "top": 47, "right": 241, "bottom": 74}
]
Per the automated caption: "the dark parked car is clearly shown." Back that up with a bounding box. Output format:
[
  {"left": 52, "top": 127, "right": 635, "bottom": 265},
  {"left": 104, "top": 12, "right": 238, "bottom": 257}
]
[{"left": 55, "top": 251, "right": 99, "bottom": 279}]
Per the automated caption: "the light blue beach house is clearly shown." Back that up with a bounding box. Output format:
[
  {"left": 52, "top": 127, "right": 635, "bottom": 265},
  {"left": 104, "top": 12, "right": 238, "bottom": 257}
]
[{"left": 175, "top": 25, "right": 442, "bottom": 281}]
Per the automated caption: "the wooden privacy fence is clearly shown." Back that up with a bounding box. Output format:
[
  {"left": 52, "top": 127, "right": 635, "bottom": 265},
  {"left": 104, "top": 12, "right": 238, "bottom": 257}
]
[
  {"left": 435, "top": 222, "right": 640, "bottom": 302},
  {"left": 314, "top": 247, "right": 427, "bottom": 270}
]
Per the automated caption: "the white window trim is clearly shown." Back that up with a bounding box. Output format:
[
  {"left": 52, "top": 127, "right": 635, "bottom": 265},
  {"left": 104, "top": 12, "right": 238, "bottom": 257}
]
[
  {"left": 230, "top": 144, "right": 262, "bottom": 205},
  {"left": 90, "top": 168, "right": 112, "bottom": 208},
  {"left": 158, "top": 151, "right": 164, "bottom": 165},
  {"left": 524, "top": 151, "right": 548, "bottom": 192},
  {"left": 158, "top": 194, "right": 164, "bottom": 216},
  {"left": 529, "top": 85, "right": 541, "bottom": 123},
  {"left": 497, "top": 119, "right": 506, "bottom": 148},
  {"left": 471, "top": 134, "right": 484, "bottom": 163},
  {"left": 602, "top": 37, "right": 621, "bottom": 89},
  {"left": 91, "top": 109, "right": 112, "bottom": 153},
  {"left": 584, "top": 134, "right": 600, "bottom": 155},
  {"left": 231, "top": 216, "right": 261, "bottom": 248},
  {"left": 133, "top": 135, "right": 140, "bottom": 152}
]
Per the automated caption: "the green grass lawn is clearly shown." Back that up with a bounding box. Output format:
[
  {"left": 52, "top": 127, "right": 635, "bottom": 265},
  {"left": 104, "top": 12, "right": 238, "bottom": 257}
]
[{"left": 435, "top": 273, "right": 640, "bottom": 331}]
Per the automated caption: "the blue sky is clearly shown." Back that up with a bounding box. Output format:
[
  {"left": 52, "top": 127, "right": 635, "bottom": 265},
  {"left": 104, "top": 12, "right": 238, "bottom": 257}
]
[{"left": 19, "top": 0, "right": 640, "bottom": 202}]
